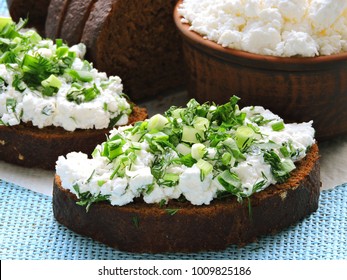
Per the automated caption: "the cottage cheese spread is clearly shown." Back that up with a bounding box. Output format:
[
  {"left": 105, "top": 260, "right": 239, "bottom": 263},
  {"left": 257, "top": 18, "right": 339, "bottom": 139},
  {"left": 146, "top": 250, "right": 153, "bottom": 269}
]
[
  {"left": 0, "top": 20, "right": 130, "bottom": 131},
  {"left": 178, "top": 0, "right": 347, "bottom": 57},
  {"left": 56, "top": 97, "right": 315, "bottom": 207}
]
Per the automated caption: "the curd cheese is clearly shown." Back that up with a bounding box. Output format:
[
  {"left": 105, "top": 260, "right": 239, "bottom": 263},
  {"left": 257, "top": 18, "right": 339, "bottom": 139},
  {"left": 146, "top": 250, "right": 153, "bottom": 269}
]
[
  {"left": 178, "top": 0, "right": 347, "bottom": 57},
  {"left": 0, "top": 20, "right": 131, "bottom": 131},
  {"left": 56, "top": 97, "right": 315, "bottom": 207}
]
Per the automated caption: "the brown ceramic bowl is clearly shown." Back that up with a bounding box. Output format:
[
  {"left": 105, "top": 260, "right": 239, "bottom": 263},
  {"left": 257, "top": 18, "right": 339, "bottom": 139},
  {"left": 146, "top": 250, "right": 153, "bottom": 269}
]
[{"left": 174, "top": 0, "right": 347, "bottom": 140}]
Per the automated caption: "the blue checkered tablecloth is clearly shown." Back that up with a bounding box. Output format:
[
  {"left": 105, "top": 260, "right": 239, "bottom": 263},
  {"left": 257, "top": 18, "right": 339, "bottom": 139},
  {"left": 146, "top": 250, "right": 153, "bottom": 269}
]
[
  {"left": 0, "top": 0, "right": 8, "bottom": 17},
  {"left": 0, "top": 180, "right": 346, "bottom": 260},
  {"left": 0, "top": 0, "right": 346, "bottom": 260}
]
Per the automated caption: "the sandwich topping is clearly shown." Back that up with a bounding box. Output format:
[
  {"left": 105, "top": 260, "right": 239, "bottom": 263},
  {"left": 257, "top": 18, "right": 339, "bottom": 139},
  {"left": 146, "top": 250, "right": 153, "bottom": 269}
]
[
  {"left": 0, "top": 19, "right": 131, "bottom": 131},
  {"left": 56, "top": 96, "right": 315, "bottom": 209},
  {"left": 178, "top": 0, "right": 347, "bottom": 57}
]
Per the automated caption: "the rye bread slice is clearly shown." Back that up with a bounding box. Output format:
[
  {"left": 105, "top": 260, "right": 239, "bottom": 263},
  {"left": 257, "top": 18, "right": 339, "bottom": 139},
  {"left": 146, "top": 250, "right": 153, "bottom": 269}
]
[
  {"left": 60, "top": 0, "right": 97, "bottom": 46},
  {"left": 6, "top": 0, "right": 50, "bottom": 36},
  {"left": 53, "top": 143, "right": 320, "bottom": 253},
  {"left": 0, "top": 106, "right": 147, "bottom": 170},
  {"left": 45, "top": 0, "right": 71, "bottom": 39},
  {"left": 80, "top": 0, "right": 185, "bottom": 101}
]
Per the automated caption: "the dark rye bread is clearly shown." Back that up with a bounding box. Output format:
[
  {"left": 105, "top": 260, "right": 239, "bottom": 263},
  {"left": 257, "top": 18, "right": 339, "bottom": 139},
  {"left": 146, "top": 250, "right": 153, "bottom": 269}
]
[
  {"left": 0, "top": 106, "right": 147, "bottom": 170},
  {"left": 59, "top": 0, "right": 97, "bottom": 46},
  {"left": 45, "top": 0, "right": 71, "bottom": 39},
  {"left": 79, "top": 0, "right": 184, "bottom": 101},
  {"left": 53, "top": 143, "right": 320, "bottom": 253},
  {"left": 6, "top": 0, "right": 50, "bottom": 35},
  {"left": 11, "top": 0, "right": 185, "bottom": 100}
]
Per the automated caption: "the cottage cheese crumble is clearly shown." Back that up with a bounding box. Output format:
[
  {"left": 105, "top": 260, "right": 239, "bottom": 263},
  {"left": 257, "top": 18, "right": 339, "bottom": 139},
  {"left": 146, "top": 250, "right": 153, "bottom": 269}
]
[
  {"left": 56, "top": 97, "right": 315, "bottom": 207},
  {"left": 178, "top": 0, "right": 347, "bottom": 57},
  {"left": 0, "top": 21, "right": 131, "bottom": 131}
]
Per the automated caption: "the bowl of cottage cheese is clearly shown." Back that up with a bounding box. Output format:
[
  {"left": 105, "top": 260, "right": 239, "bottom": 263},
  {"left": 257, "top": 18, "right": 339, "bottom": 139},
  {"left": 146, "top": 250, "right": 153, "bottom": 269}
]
[{"left": 174, "top": 0, "right": 347, "bottom": 140}]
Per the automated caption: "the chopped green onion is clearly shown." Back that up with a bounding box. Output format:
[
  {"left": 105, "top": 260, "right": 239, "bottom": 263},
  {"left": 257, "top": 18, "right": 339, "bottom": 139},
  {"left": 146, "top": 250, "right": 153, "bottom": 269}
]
[
  {"left": 280, "top": 159, "right": 296, "bottom": 173},
  {"left": 280, "top": 144, "right": 290, "bottom": 157},
  {"left": 176, "top": 143, "right": 191, "bottom": 156},
  {"left": 97, "top": 180, "right": 106, "bottom": 187},
  {"left": 6, "top": 98, "right": 16, "bottom": 112},
  {"left": 162, "top": 173, "right": 179, "bottom": 187},
  {"left": 165, "top": 208, "right": 179, "bottom": 216},
  {"left": 132, "top": 216, "right": 140, "bottom": 228},
  {"left": 66, "top": 84, "right": 100, "bottom": 104},
  {"left": 84, "top": 85, "right": 99, "bottom": 101},
  {"left": 196, "top": 159, "right": 213, "bottom": 180},
  {"left": 0, "top": 51, "right": 16, "bottom": 63},
  {"left": 147, "top": 114, "right": 168, "bottom": 131},
  {"left": 55, "top": 38, "right": 63, "bottom": 48},
  {"left": 271, "top": 120, "right": 285, "bottom": 131},
  {"left": 27, "top": 30, "right": 42, "bottom": 44},
  {"left": 191, "top": 143, "right": 206, "bottom": 160},
  {"left": 41, "top": 74, "right": 62, "bottom": 89},
  {"left": 169, "top": 108, "right": 185, "bottom": 119},
  {"left": 221, "top": 152, "right": 234, "bottom": 166},
  {"left": 55, "top": 46, "right": 69, "bottom": 58},
  {"left": 0, "top": 17, "right": 13, "bottom": 30},
  {"left": 108, "top": 114, "right": 123, "bottom": 128},
  {"left": 41, "top": 105, "right": 53, "bottom": 116},
  {"left": 235, "top": 125, "right": 255, "bottom": 150},
  {"left": 171, "top": 153, "right": 196, "bottom": 167},
  {"left": 107, "top": 139, "right": 125, "bottom": 160},
  {"left": 145, "top": 184, "right": 155, "bottom": 194},
  {"left": 193, "top": 116, "right": 209, "bottom": 131},
  {"left": 218, "top": 170, "right": 242, "bottom": 194},
  {"left": 181, "top": 125, "right": 204, "bottom": 143},
  {"left": 12, "top": 74, "right": 26, "bottom": 92},
  {"left": 263, "top": 150, "right": 296, "bottom": 183},
  {"left": 221, "top": 138, "right": 245, "bottom": 160},
  {"left": 65, "top": 69, "right": 93, "bottom": 82},
  {"left": 148, "top": 131, "right": 170, "bottom": 141}
]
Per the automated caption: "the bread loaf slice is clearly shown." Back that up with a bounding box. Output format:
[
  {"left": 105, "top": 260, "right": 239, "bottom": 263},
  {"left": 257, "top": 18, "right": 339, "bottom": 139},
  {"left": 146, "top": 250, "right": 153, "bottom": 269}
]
[
  {"left": 79, "top": 0, "right": 184, "bottom": 100},
  {"left": 45, "top": 0, "right": 71, "bottom": 39},
  {"left": 0, "top": 106, "right": 147, "bottom": 170},
  {"left": 11, "top": 0, "right": 185, "bottom": 100},
  {"left": 53, "top": 143, "right": 320, "bottom": 253},
  {"left": 60, "top": 0, "right": 97, "bottom": 46},
  {"left": 6, "top": 0, "right": 50, "bottom": 35}
]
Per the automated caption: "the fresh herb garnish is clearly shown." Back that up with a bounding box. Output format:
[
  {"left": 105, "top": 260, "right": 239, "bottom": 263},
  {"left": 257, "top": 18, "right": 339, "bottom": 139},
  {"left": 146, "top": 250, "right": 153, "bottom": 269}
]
[
  {"left": 66, "top": 95, "right": 307, "bottom": 210},
  {"left": 5, "top": 98, "right": 16, "bottom": 112},
  {"left": 66, "top": 83, "right": 100, "bottom": 104},
  {"left": 73, "top": 183, "right": 110, "bottom": 212},
  {"left": 263, "top": 150, "right": 296, "bottom": 183},
  {"left": 165, "top": 208, "right": 180, "bottom": 216},
  {"left": 132, "top": 216, "right": 140, "bottom": 229}
]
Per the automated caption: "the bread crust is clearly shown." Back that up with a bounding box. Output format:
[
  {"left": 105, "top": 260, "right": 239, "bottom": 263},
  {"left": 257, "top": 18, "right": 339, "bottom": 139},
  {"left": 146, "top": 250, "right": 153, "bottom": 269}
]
[
  {"left": 60, "top": 0, "right": 97, "bottom": 46},
  {"left": 80, "top": 0, "right": 185, "bottom": 100},
  {"left": 0, "top": 106, "right": 147, "bottom": 170},
  {"left": 53, "top": 143, "right": 320, "bottom": 253},
  {"left": 45, "top": 0, "right": 71, "bottom": 39},
  {"left": 7, "top": 0, "right": 50, "bottom": 36},
  {"left": 10, "top": 0, "right": 185, "bottom": 99}
]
